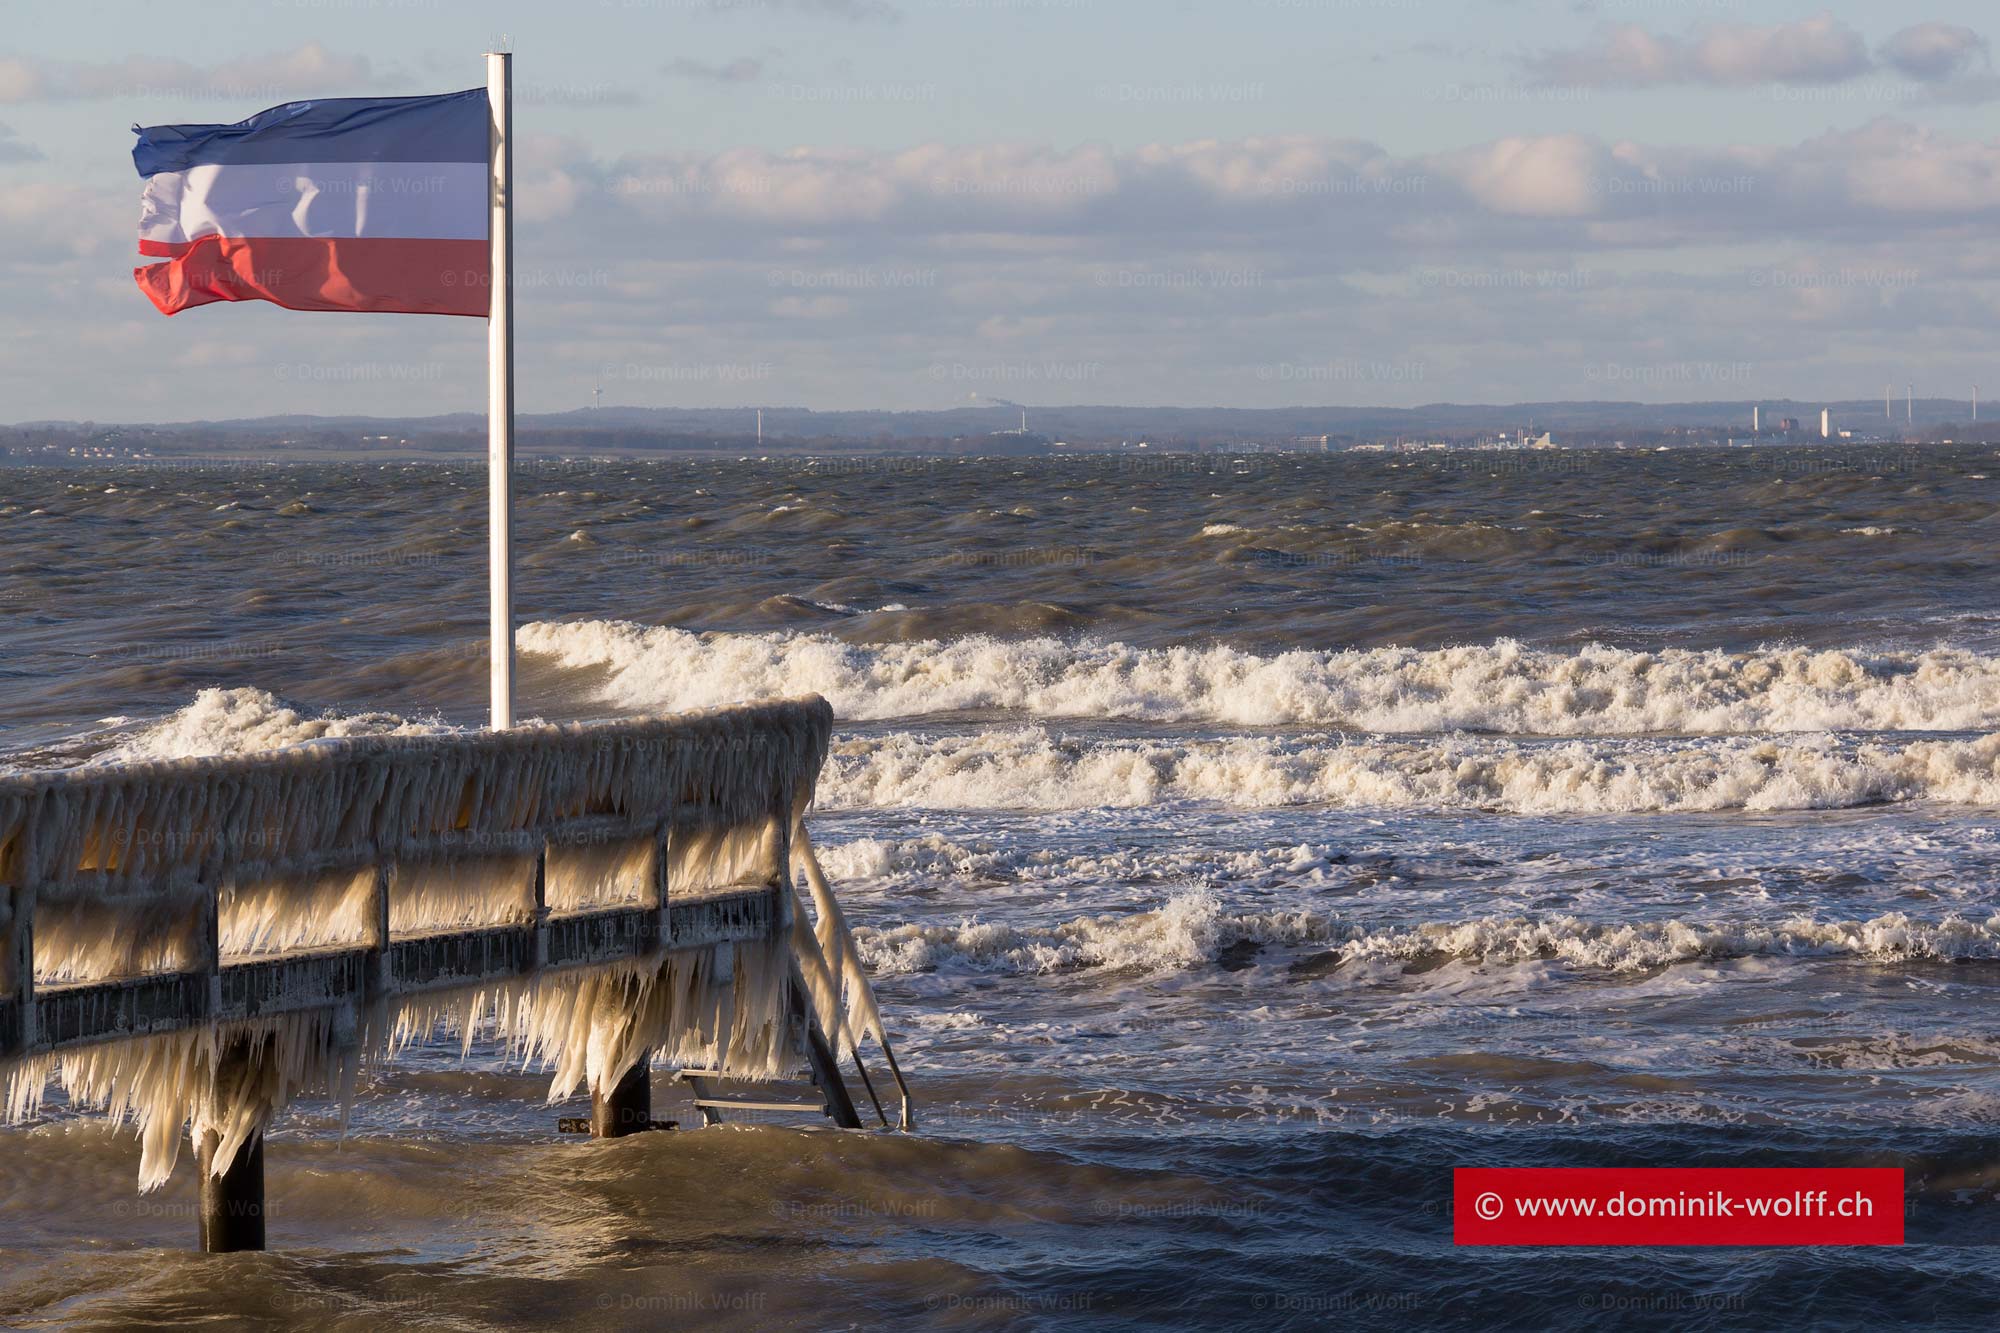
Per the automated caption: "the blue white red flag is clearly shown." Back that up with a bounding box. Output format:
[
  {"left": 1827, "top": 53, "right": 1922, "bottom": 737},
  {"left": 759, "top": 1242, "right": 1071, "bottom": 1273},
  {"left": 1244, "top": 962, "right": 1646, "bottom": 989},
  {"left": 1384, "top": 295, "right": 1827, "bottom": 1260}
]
[{"left": 132, "top": 90, "right": 489, "bottom": 317}]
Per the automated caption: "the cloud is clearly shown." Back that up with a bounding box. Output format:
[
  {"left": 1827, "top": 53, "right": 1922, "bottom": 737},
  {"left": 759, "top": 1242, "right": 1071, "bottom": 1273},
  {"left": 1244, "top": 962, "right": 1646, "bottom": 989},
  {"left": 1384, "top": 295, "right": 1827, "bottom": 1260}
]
[
  {"left": 536, "top": 121, "right": 2000, "bottom": 250},
  {"left": 1523, "top": 17, "right": 1999, "bottom": 102},
  {"left": 663, "top": 57, "right": 767, "bottom": 83},
  {"left": 14, "top": 121, "right": 2000, "bottom": 418},
  {"left": 0, "top": 43, "right": 395, "bottom": 104},
  {"left": 1431, "top": 135, "right": 1606, "bottom": 218},
  {"left": 1525, "top": 17, "right": 1872, "bottom": 87},
  {"left": 1878, "top": 22, "right": 1991, "bottom": 81},
  {"left": 0, "top": 181, "right": 120, "bottom": 259},
  {"left": 0, "top": 121, "right": 40, "bottom": 162}
]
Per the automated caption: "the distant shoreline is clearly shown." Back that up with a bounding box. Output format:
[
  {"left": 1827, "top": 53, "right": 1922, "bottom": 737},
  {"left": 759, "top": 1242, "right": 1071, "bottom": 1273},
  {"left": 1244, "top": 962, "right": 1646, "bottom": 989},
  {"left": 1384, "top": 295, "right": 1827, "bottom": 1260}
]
[
  {"left": 6, "top": 398, "right": 1994, "bottom": 465},
  {"left": 2, "top": 435, "right": 1991, "bottom": 468}
]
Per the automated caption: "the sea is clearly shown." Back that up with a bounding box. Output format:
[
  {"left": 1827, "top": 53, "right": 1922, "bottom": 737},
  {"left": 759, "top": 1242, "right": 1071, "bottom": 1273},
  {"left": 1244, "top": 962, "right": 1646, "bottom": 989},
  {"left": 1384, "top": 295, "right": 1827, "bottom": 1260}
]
[{"left": 3, "top": 445, "right": 2000, "bottom": 1329}]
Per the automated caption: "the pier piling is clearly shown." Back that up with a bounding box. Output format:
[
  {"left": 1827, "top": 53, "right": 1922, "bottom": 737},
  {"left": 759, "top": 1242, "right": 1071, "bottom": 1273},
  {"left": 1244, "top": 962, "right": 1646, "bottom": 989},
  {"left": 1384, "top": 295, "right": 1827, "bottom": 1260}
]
[
  {"left": 197, "top": 1039, "right": 270, "bottom": 1251},
  {"left": 591, "top": 1054, "right": 654, "bottom": 1137},
  {"left": 198, "top": 1128, "right": 266, "bottom": 1252}
]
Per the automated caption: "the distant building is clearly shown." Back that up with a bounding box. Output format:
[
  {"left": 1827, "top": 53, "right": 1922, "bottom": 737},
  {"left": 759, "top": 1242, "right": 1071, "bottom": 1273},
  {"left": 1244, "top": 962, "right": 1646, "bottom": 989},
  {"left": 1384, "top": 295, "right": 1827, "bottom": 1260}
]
[{"left": 1820, "top": 409, "right": 1831, "bottom": 439}]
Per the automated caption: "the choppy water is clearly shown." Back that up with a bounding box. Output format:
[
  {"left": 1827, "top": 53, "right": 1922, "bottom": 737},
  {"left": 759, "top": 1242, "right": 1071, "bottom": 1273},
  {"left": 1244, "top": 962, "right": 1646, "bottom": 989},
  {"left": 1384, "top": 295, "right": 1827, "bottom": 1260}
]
[{"left": 5, "top": 447, "right": 2000, "bottom": 1329}]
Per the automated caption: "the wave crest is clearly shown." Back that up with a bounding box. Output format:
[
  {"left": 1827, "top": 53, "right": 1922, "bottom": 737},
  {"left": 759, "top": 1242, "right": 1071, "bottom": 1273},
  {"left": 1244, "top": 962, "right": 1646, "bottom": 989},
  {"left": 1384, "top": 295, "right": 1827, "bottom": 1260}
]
[
  {"left": 519, "top": 620, "right": 2000, "bottom": 734},
  {"left": 819, "top": 728, "right": 2000, "bottom": 813},
  {"left": 856, "top": 892, "right": 2000, "bottom": 977}
]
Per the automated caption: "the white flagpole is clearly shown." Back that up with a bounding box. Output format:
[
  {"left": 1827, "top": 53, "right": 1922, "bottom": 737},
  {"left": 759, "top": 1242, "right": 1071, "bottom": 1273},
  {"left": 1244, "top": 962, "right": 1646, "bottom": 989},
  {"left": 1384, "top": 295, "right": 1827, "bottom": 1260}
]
[{"left": 486, "top": 50, "right": 515, "bottom": 729}]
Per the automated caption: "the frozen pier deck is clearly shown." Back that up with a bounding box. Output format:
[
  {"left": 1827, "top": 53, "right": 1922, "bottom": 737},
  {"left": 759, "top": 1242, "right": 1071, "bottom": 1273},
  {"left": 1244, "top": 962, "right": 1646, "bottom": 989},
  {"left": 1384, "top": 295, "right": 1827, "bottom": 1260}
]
[{"left": 0, "top": 697, "right": 905, "bottom": 1251}]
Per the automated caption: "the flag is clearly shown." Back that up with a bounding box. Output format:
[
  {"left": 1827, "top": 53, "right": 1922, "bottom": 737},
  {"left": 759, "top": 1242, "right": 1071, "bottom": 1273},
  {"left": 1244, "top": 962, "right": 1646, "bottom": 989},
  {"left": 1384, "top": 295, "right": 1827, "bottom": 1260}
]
[{"left": 132, "top": 90, "right": 489, "bottom": 318}]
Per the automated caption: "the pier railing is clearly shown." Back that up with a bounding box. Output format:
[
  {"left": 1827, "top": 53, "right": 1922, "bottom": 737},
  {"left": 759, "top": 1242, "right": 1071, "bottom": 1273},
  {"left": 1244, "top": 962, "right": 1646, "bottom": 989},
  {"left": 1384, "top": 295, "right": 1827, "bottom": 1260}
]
[{"left": 0, "top": 696, "right": 908, "bottom": 1250}]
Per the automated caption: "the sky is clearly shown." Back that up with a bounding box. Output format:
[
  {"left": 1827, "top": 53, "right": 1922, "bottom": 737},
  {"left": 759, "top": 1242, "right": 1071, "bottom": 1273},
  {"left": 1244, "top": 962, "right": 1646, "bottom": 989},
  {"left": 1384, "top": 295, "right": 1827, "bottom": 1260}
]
[{"left": 2, "top": 0, "right": 1998, "bottom": 421}]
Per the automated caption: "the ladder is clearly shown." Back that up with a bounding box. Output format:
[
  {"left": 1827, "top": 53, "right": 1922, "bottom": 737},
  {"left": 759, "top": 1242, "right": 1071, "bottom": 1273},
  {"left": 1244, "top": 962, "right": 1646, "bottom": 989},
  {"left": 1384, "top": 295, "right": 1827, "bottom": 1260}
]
[{"left": 678, "top": 978, "right": 872, "bottom": 1127}]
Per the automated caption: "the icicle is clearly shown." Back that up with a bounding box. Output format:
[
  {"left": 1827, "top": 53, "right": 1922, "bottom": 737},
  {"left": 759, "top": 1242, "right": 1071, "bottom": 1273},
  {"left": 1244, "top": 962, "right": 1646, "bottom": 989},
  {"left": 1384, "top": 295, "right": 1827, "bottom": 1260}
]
[
  {"left": 220, "top": 867, "right": 376, "bottom": 958},
  {"left": 29, "top": 886, "right": 206, "bottom": 983},
  {"left": 379, "top": 940, "right": 797, "bottom": 1102},
  {"left": 789, "top": 822, "right": 885, "bottom": 1049},
  {"left": 544, "top": 836, "right": 653, "bottom": 913},
  {"left": 3, "top": 1007, "right": 360, "bottom": 1191},
  {"left": 387, "top": 855, "right": 539, "bottom": 935}
]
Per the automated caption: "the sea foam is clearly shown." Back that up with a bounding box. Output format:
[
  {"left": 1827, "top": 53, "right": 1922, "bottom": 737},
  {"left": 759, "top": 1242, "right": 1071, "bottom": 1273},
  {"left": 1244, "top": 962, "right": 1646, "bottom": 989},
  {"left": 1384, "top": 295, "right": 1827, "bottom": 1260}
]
[
  {"left": 518, "top": 620, "right": 2000, "bottom": 734},
  {"left": 853, "top": 891, "right": 2000, "bottom": 977},
  {"left": 99, "top": 686, "right": 450, "bottom": 764},
  {"left": 80, "top": 692, "right": 2000, "bottom": 815},
  {"left": 817, "top": 728, "right": 2000, "bottom": 814}
]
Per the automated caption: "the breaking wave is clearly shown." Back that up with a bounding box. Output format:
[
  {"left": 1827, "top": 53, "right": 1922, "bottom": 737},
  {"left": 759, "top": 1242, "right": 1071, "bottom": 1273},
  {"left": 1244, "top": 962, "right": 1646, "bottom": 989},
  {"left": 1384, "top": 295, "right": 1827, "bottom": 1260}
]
[
  {"left": 818, "top": 727, "right": 2000, "bottom": 814},
  {"left": 518, "top": 620, "right": 2000, "bottom": 734},
  {"left": 97, "top": 687, "right": 452, "bottom": 765},
  {"left": 61, "top": 690, "right": 2000, "bottom": 816},
  {"left": 854, "top": 891, "right": 2000, "bottom": 977}
]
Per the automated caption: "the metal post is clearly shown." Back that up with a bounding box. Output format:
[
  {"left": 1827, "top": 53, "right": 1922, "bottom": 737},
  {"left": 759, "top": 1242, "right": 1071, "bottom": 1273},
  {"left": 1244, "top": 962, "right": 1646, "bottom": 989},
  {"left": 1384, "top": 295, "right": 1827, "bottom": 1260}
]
[
  {"left": 198, "top": 1127, "right": 266, "bottom": 1252},
  {"left": 788, "top": 964, "right": 862, "bottom": 1129},
  {"left": 3, "top": 885, "right": 33, "bottom": 1056},
  {"left": 486, "top": 49, "right": 515, "bottom": 730},
  {"left": 197, "top": 1039, "right": 267, "bottom": 1252},
  {"left": 591, "top": 1055, "right": 653, "bottom": 1138},
  {"left": 364, "top": 866, "right": 392, "bottom": 1005}
]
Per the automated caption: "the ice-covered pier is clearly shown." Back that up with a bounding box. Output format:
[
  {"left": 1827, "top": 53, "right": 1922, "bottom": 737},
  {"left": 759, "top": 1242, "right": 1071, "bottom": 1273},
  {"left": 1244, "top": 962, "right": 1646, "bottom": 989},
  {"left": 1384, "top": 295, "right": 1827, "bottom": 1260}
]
[{"left": 0, "top": 696, "right": 907, "bottom": 1251}]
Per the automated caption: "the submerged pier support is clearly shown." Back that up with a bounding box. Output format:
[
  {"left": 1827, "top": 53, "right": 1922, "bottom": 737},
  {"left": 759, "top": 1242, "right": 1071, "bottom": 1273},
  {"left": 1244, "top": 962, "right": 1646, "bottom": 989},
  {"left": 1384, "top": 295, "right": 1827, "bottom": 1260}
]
[
  {"left": 196, "top": 1040, "right": 269, "bottom": 1252},
  {"left": 591, "top": 1054, "right": 653, "bottom": 1137},
  {"left": 197, "top": 1127, "right": 266, "bottom": 1252}
]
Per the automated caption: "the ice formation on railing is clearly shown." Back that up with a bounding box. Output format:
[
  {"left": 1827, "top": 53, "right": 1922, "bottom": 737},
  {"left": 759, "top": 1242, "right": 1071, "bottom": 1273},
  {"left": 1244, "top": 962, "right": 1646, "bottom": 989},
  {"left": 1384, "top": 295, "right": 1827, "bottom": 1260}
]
[
  {"left": 0, "top": 698, "right": 899, "bottom": 1190},
  {"left": 4, "top": 1009, "right": 361, "bottom": 1191}
]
